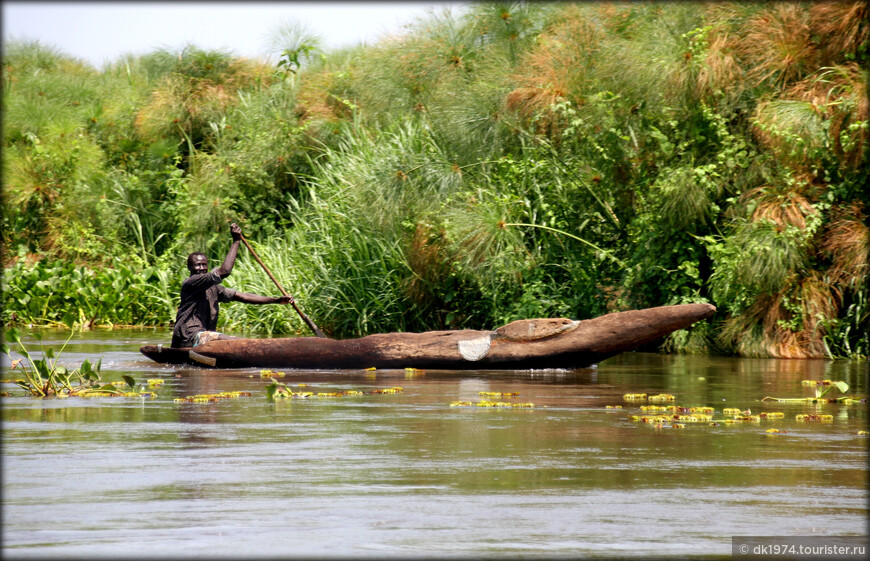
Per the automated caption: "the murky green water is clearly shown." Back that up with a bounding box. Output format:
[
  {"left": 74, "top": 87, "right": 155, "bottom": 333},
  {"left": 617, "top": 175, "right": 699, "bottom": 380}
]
[{"left": 2, "top": 329, "right": 867, "bottom": 558}]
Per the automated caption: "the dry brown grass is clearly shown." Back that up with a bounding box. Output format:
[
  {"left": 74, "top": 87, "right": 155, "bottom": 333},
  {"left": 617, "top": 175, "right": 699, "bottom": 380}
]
[
  {"left": 784, "top": 64, "right": 868, "bottom": 169},
  {"left": 294, "top": 69, "right": 350, "bottom": 123},
  {"left": 767, "top": 271, "right": 841, "bottom": 358},
  {"left": 822, "top": 202, "right": 870, "bottom": 287},
  {"left": 732, "top": 2, "right": 817, "bottom": 88},
  {"left": 694, "top": 28, "right": 745, "bottom": 102},
  {"left": 134, "top": 76, "right": 184, "bottom": 140},
  {"left": 722, "top": 270, "right": 841, "bottom": 358},
  {"left": 504, "top": 4, "right": 603, "bottom": 132},
  {"left": 809, "top": 1, "right": 870, "bottom": 66},
  {"left": 504, "top": 86, "right": 565, "bottom": 119},
  {"left": 597, "top": 2, "right": 644, "bottom": 36},
  {"left": 135, "top": 58, "right": 273, "bottom": 144},
  {"left": 719, "top": 292, "right": 775, "bottom": 357},
  {"left": 742, "top": 176, "right": 819, "bottom": 230},
  {"left": 797, "top": 271, "right": 841, "bottom": 354},
  {"left": 826, "top": 66, "right": 868, "bottom": 169}
]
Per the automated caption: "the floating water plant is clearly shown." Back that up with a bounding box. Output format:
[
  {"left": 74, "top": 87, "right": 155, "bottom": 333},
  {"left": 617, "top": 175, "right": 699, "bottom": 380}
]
[
  {"left": 605, "top": 405, "right": 623, "bottom": 409},
  {"left": 622, "top": 392, "right": 675, "bottom": 402},
  {"left": 479, "top": 391, "right": 519, "bottom": 397},
  {"left": 260, "top": 369, "right": 286, "bottom": 378},
  {"left": 370, "top": 387, "right": 404, "bottom": 394},
  {"left": 763, "top": 380, "right": 857, "bottom": 403},
  {"left": 265, "top": 380, "right": 308, "bottom": 400},
  {"left": 641, "top": 405, "right": 676, "bottom": 412},
  {"left": 451, "top": 400, "right": 534, "bottom": 408},
  {"left": 1, "top": 327, "right": 145, "bottom": 398},
  {"left": 802, "top": 379, "right": 844, "bottom": 387},
  {"left": 766, "top": 429, "right": 788, "bottom": 434},
  {"left": 722, "top": 408, "right": 756, "bottom": 417},
  {"left": 264, "top": 379, "right": 398, "bottom": 400},
  {"left": 621, "top": 393, "right": 796, "bottom": 430},
  {"left": 479, "top": 401, "right": 533, "bottom": 408},
  {"left": 795, "top": 414, "right": 834, "bottom": 422},
  {"left": 724, "top": 416, "right": 761, "bottom": 424},
  {"left": 76, "top": 377, "right": 157, "bottom": 399},
  {"left": 687, "top": 406, "right": 714, "bottom": 414},
  {"left": 174, "top": 391, "right": 253, "bottom": 403},
  {"left": 627, "top": 408, "right": 787, "bottom": 428}
]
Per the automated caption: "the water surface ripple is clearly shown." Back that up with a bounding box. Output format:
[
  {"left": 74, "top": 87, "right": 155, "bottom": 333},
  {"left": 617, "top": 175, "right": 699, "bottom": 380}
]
[{"left": 2, "top": 329, "right": 867, "bottom": 558}]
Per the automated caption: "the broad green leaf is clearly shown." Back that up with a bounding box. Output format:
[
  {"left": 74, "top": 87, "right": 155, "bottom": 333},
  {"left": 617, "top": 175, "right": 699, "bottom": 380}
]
[
  {"left": 61, "top": 313, "right": 76, "bottom": 330},
  {"left": 122, "top": 375, "right": 135, "bottom": 388},
  {"left": 6, "top": 328, "right": 21, "bottom": 343},
  {"left": 266, "top": 379, "right": 284, "bottom": 399},
  {"left": 33, "top": 359, "right": 50, "bottom": 379}
]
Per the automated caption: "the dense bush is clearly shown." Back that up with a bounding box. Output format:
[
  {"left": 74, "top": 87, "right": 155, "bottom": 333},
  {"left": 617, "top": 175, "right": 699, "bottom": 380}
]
[
  {"left": 3, "top": 3, "right": 868, "bottom": 357},
  {"left": 1, "top": 256, "right": 178, "bottom": 327}
]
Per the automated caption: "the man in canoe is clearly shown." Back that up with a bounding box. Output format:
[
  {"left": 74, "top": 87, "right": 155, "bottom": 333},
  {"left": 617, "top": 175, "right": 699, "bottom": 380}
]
[{"left": 170, "top": 223, "right": 293, "bottom": 348}]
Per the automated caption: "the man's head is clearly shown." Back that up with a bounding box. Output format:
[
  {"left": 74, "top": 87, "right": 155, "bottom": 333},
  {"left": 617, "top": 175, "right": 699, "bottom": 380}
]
[{"left": 186, "top": 252, "right": 208, "bottom": 275}]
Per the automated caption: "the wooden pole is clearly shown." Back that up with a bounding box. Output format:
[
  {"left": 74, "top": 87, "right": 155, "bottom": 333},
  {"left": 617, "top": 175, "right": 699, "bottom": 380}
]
[{"left": 239, "top": 235, "right": 326, "bottom": 338}]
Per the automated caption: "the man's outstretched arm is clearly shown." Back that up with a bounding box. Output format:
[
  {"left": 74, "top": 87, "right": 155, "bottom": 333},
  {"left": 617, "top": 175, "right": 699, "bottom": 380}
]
[
  {"left": 215, "top": 223, "right": 243, "bottom": 278},
  {"left": 232, "top": 292, "right": 294, "bottom": 305}
]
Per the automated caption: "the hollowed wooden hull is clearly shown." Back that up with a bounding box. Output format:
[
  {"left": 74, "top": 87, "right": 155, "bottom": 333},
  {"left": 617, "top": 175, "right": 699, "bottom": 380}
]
[{"left": 140, "top": 303, "right": 716, "bottom": 370}]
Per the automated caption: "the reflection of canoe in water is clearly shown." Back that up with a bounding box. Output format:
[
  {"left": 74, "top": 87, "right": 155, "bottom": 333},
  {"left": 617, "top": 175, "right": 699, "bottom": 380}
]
[{"left": 140, "top": 303, "right": 715, "bottom": 369}]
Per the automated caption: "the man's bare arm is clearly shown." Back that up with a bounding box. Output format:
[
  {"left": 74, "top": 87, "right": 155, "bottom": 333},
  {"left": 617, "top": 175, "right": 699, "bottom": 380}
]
[
  {"left": 216, "top": 223, "right": 243, "bottom": 278},
  {"left": 232, "top": 292, "right": 294, "bottom": 305}
]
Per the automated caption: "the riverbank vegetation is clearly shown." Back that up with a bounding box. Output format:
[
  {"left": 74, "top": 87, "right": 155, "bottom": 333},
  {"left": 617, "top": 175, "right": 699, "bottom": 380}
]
[{"left": 3, "top": 2, "right": 868, "bottom": 358}]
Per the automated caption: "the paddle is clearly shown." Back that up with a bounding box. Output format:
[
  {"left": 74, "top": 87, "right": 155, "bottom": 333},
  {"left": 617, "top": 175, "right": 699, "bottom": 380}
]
[{"left": 239, "top": 234, "right": 327, "bottom": 338}]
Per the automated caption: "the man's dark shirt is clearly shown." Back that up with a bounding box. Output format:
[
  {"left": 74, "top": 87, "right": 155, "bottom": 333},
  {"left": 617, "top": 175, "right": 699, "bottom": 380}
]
[{"left": 170, "top": 268, "right": 237, "bottom": 348}]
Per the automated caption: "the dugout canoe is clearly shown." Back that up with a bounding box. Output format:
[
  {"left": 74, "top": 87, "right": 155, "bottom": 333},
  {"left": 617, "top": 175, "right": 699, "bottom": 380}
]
[{"left": 139, "top": 303, "right": 716, "bottom": 369}]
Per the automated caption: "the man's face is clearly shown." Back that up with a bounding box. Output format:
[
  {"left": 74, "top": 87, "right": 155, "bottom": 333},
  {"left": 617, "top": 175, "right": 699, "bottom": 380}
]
[{"left": 188, "top": 255, "right": 208, "bottom": 275}]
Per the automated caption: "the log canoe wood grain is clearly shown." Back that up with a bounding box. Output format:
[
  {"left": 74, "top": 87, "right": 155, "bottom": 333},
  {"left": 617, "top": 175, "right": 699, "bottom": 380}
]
[{"left": 140, "top": 303, "right": 716, "bottom": 369}]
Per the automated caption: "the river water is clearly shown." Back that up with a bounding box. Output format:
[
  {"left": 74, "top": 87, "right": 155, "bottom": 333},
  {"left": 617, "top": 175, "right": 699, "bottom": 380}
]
[{"left": 2, "top": 328, "right": 867, "bottom": 559}]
